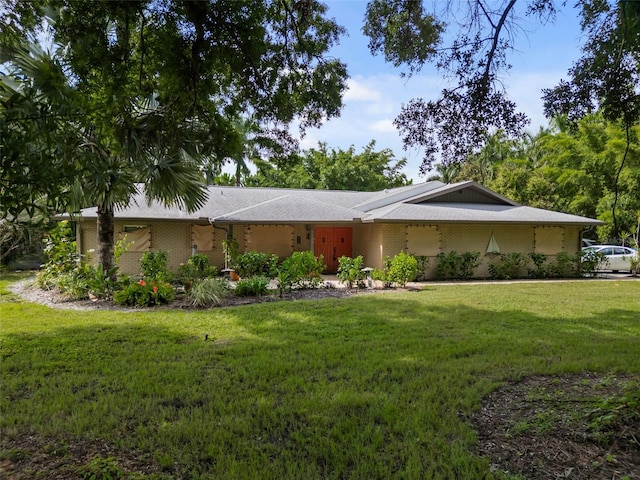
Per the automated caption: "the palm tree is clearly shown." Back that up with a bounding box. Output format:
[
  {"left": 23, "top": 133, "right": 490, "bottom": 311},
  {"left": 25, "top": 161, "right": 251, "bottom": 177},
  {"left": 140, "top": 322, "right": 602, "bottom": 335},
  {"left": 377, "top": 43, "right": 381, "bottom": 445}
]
[{"left": 2, "top": 39, "right": 209, "bottom": 273}]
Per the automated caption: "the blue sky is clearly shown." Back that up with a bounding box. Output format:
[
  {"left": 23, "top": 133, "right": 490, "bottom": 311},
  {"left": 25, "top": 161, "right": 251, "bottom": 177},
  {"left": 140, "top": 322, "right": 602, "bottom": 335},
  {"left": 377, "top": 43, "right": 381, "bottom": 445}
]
[{"left": 298, "top": 1, "right": 585, "bottom": 182}]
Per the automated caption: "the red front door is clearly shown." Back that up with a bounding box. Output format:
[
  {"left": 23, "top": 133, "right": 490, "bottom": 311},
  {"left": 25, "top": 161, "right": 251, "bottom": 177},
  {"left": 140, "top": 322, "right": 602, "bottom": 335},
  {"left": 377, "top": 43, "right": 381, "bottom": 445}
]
[{"left": 314, "top": 227, "right": 353, "bottom": 273}]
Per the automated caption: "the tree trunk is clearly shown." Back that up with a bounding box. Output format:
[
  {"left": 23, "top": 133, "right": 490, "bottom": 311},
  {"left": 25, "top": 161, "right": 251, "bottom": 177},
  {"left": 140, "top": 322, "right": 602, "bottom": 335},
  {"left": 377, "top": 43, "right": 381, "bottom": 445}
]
[{"left": 96, "top": 204, "right": 115, "bottom": 274}]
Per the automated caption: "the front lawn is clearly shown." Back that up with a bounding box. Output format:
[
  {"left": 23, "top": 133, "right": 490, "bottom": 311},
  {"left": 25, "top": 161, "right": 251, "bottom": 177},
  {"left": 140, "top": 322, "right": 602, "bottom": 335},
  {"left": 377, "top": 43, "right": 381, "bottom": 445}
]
[{"left": 1, "top": 277, "right": 639, "bottom": 479}]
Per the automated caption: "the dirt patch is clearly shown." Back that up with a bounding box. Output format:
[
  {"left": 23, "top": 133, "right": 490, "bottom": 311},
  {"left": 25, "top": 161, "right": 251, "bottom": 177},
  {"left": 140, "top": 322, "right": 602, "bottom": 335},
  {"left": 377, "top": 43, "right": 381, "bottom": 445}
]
[{"left": 472, "top": 373, "right": 640, "bottom": 479}]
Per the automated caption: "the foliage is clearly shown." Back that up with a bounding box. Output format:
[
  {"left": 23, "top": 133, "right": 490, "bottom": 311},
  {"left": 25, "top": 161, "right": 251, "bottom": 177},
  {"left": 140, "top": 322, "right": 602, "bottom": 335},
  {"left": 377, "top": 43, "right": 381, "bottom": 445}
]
[
  {"left": 372, "top": 267, "right": 393, "bottom": 288},
  {"left": 435, "top": 251, "right": 461, "bottom": 280},
  {"left": 384, "top": 251, "right": 418, "bottom": 288},
  {"left": 248, "top": 141, "right": 411, "bottom": 190},
  {"left": 277, "top": 252, "right": 325, "bottom": 293},
  {"left": 528, "top": 252, "right": 549, "bottom": 279},
  {"left": 0, "top": 214, "right": 47, "bottom": 268},
  {"left": 435, "top": 251, "right": 481, "bottom": 280},
  {"left": 2, "top": 279, "right": 640, "bottom": 478},
  {"left": 580, "top": 250, "right": 608, "bottom": 277},
  {"left": 187, "top": 278, "right": 230, "bottom": 308},
  {"left": 78, "top": 455, "right": 124, "bottom": 480},
  {"left": 457, "top": 118, "right": 640, "bottom": 242},
  {"left": 550, "top": 252, "right": 581, "bottom": 279},
  {"left": 234, "top": 276, "right": 270, "bottom": 297},
  {"left": 178, "top": 254, "right": 218, "bottom": 284},
  {"left": 458, "top": 252, "right": 482, "bottom": 280},
  {"left": 222, "top": 238, "right": 240, "bottom": 269},
  {"left": 337, "top": 255, "right": 365, "bottom": 288},
  {"left": 1, "top": 0, "right": 348, "bottom": 271},
  {"left": 363, "top": 0, "right": 535, "bottom": 172},
  {"left": 413, "top": 255, "right": 430, "bottom": 282},
  {"left": 113, "top": 278, "right": 174, "bottom": 307},
  {"left": 139, "top": 251, "right": 170, "bottom": 282},
  {"left": 488, "top": 253, "right": 529, "bottom": 280},
  {"left": 36, "top": 221, "right": 118, "bottom": 299},
  {"left": 233, "top": 251, "right": 279, "bottom": 279}
]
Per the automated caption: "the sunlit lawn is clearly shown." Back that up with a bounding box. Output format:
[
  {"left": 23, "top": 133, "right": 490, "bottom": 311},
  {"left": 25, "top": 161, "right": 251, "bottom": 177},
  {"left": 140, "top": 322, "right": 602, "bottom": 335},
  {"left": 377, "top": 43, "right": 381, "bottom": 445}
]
[{"left": 1, "top": 275, "right": 639, "bottom": 479}]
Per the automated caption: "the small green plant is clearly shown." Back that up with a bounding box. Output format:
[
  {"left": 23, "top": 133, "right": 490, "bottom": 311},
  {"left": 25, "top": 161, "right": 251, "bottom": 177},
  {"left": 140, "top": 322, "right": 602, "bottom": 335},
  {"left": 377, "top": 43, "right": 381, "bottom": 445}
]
[
  {"left": 113, "top": 278, "right": 175, "bottom": 307},
  {"left": 37, "top": 220, "right": 81, "bottom": 289},
  {"left": 528, "top": 252, "right": 549, "bottom": 278},
  {"left": 550, "top": 252, "right": 580, "bottom": 278},
  {"left": 580, "top": 249, "right": 607, "bottom": 277},
  {"left": 459, "top": 251, "right": 481, "bottom": 280},
  {"left": 277, "top": 251, "right": 325, "bottom": 291},
  {"left": 413, "top": 255, "right": 430, "bottom": 281},
  {"left": 139, "top": 250, "right": 171, "bottom": 281},
  {"left": 489, "top": 252, "right": 528, "bottom": 280},
  {"left": 178, "top": 254, "right": 218, "bottom": 285},
  {"left": 234, "top": 276, "right": 270, "bottom": 297},
  {"left": 372, "top": 267, "right": 393, "bottom": 288},
  {"left": 386, "top": 251, "right": 418, "bottom": 287},
  {"left": 187, "top": 277, "right": 230, "bottom": 307},
  {"left": 79, "top": 455, "right": 124, "bottom": 480},
  {"left": 233, "top": 251, "right": 279, "bottom": 278},
  {"left": 337, "top": 255, "right": 365, "bottom": 288},
  {"left": 435, "top": 251, "right": 461, "bottom": 279}
]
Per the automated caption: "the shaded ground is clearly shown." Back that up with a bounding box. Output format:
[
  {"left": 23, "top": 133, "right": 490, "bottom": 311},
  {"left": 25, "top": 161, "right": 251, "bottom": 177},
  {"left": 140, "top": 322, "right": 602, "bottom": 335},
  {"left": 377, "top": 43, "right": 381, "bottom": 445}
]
[
  {"left": 4, "top": 282, "right": 640, "bottom": 479},
  {"left": 472, "top": 373, "right": 640, "bottom": 479}
]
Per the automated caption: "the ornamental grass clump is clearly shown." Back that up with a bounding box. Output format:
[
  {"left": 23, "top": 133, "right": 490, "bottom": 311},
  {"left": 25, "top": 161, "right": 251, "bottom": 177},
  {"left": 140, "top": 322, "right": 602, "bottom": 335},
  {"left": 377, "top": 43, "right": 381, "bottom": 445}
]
[{"left": 187, "top": 277, "right": 230, "bottom": 307}]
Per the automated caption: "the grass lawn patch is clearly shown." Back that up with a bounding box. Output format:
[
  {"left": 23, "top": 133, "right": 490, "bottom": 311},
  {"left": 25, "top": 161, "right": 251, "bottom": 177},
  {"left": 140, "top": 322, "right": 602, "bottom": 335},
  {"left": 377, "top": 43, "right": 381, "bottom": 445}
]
[{"left": 1, "top": 276, "right": 639, "bottom": 479}]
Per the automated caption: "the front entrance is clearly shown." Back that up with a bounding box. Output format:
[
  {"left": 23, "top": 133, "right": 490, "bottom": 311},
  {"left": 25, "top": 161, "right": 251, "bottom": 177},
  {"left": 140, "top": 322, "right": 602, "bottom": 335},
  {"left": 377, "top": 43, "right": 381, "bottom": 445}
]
[{"left": 314, "top": 227, "right": 353, "bottom": 273}]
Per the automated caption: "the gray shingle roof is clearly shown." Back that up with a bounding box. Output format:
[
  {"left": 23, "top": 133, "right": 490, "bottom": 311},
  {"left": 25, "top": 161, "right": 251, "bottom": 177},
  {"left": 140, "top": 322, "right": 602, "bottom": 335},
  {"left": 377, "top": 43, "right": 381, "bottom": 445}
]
[{"left": 76, "top": 181, "right": 603, "bottom": 226}]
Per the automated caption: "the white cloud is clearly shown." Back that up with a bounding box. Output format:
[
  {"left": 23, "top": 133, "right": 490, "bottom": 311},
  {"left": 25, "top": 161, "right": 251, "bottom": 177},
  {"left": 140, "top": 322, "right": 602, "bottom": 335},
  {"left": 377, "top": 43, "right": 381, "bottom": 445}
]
[
  {"left": 344, "top": 78, "right": 381, "bottom": 102},
  {"left": 368, "top": 119, "right": 396, "bottom": 133}
]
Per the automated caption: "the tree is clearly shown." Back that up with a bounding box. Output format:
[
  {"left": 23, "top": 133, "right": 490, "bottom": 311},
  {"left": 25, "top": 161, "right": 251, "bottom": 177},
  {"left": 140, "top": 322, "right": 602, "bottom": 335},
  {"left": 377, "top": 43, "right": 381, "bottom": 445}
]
[
  {"left": 362, "top": 0, "right": 640, "bottom": 186},
  {"left": 542, "top": 0, "right": 640, "bottom": 239},
  {"left": 480, "top": 115, "right": 640, "bottom": 241},
  {"left": 1, "top": 0, "right": 348, "bottom": 271},
  {"left": 364, "top": 0, "right": 549, "bottom": 172},
  {"left": 248, "top": 140, "right": 411, "bottom": 191}
]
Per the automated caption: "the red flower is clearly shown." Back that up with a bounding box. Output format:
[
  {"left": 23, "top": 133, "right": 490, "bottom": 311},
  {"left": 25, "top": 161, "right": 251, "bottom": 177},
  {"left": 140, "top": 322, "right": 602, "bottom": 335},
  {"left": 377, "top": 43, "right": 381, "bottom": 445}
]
[
  {"left": 138, "top": 280, "right": 146, "bottom": 286},
  {"left": 153, "top": 286, "right": 158, "bottom": 293}
]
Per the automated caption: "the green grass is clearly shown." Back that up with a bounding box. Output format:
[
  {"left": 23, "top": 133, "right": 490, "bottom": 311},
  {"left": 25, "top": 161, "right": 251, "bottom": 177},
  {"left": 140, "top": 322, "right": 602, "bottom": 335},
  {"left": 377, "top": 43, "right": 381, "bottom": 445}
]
[{"left": 1, "top": 276, "right": 639, "bottom": 479}]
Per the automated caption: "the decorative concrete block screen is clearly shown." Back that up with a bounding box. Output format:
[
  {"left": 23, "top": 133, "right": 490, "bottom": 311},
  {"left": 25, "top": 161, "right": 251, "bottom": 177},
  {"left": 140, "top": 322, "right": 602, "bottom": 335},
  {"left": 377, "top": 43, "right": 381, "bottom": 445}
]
[
  {"left": 120, "top": 226, "right": 151, "bottom": 252},
  {"left": 407, "top": 225, "right": 440, "bottom": 256},
  {"left": 244, "top": 225, "right": 294, "bottom": 259},
  {"left": 191, "top": 224, "right": 214, "bottom": 252},
  {"left": 534, "top": 226, "right": 564, "bottom": 255}
]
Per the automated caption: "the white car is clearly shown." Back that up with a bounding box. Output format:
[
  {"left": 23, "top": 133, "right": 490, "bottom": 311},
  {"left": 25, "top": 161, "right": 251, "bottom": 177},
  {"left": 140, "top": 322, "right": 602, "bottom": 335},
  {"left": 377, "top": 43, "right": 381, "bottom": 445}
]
[{"left": 582, "top": 245, "right": 639, "bottom": 272}]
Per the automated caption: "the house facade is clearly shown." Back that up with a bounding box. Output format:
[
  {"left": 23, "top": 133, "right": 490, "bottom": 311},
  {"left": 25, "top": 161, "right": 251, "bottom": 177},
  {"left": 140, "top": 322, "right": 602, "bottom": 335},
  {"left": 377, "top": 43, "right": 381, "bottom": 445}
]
[{"left": 74, "top": 181, "right": 602, "bottom": 278}]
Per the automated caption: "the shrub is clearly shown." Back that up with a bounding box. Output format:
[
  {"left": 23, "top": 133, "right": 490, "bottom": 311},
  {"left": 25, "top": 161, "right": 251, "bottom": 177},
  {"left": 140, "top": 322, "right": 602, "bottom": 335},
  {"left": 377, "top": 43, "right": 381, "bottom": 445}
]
[
  {"left": 528, "top": 252, "right": 549, "bottom": 278},
  {"left": 187, "top": 278, "right": 230, "bottom": 307},
  {"left": 488, "top": 253, "right": 528, "bottom": 280},
  {"left": 337, "top": 255, "right": 365, "bottom": 288},
  {"left": 386, "top": 251, "right": 418, "bottom": 287},
  {"left": 413, "top": 255, "right": 430, "bottom": 281},
  {"left": 37, "top": 220, "right": 81, "bottom": 289},
  {"left": 278, "top": 251, "right": 325, "bottom": 291},
  {"left": 459, "top": 252, "right": 481, "bottom": 280},
  {"left": 580, "top": 250, "right": 607, "bottom": 277},
  {"left": 140, "top": 251, "right": 171, "bottom": 281},
  {"left": 178, "top": 254, "right": 218, "bottom": 284},
  {"left": 234, "top": 276, "right": 270, "bottom": 297},
  {"left": 435, "top": 251, "right": 461, "bottom": 279},
  {"left": 372, "top": 267, "right": 393, "bottom": 288},
  {"left": 113, "top": 278, "right": 175, "bottom": 307},
  {"left": 550, "top": 252, "right": 580, "bottom": 278},
  {"left": 234, "top": 251, "right": 279, "bottom": 278}
]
